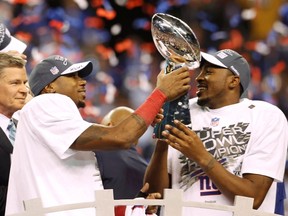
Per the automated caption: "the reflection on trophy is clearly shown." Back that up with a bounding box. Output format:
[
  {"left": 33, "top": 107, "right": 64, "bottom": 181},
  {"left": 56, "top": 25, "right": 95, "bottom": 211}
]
[{"left": 151, "top": 13, "right": 201, "bottom": 139}]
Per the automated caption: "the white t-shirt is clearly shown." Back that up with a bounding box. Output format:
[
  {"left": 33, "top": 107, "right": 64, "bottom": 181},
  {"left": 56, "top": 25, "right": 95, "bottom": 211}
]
[
  {"left": 168, "top": 98, "right": 288, "bottom": 216},
  {"left": 6, "top": 94, "right": 103, "bottom": 216}
]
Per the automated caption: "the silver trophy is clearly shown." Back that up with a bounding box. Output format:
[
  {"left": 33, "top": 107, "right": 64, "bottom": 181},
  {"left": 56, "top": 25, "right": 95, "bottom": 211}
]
[
  {"left": 151, "top": 13, "right": 201, "bottom": 70},
  {"left": 151, "top": 13, "right": 201, "bottom": 138}
]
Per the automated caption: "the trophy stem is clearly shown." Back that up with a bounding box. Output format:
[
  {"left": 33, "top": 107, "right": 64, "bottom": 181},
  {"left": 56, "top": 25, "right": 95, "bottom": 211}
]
[{"left": 153, "top": 61, "right": 191, "bottom": 139}]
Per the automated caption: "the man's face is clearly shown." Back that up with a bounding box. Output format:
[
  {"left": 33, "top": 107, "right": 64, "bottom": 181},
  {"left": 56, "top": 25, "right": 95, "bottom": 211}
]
[
  {"left": 51, "top": 72, "right": 87, "bottom": 108},
  {"left": 195, "top": 63, "right": 236, "bottom": 109},
  {"left": 0, "top": 67, "right": 28, "bottom": 118}
]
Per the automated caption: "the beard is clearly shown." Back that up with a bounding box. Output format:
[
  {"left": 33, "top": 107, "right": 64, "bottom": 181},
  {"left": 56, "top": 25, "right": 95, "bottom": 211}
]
[
  {"left": 77, "top": 100, "right": 86, "bottom": 108},
  {"left": 196, "top": 97, "right": 209, "bottom": 107}
]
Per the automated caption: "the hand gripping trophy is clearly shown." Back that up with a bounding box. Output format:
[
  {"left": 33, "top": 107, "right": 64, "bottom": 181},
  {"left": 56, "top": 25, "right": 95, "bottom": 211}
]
[{"left": 151, "top": 13, "right": 201, "bottom": 138}]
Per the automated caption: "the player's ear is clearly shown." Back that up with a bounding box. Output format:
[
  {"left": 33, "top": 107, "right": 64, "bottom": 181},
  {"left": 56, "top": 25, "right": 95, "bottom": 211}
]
[
  {"left": 42, "top": 83, "right": 56, "bottom": 94},
  {"left": 229, "top": 75, "right": 240, "bottom": 89}
]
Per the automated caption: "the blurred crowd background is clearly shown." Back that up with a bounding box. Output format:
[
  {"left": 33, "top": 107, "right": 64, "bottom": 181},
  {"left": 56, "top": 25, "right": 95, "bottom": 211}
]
[{"left": 1, "top": 0, "right": 288, "bottom": 161}]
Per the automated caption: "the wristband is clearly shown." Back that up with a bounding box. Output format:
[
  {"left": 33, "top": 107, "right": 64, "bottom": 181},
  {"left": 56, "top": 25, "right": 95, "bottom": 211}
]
[{"left": 134, "top": 89, "right": 166, "bottom": 127}]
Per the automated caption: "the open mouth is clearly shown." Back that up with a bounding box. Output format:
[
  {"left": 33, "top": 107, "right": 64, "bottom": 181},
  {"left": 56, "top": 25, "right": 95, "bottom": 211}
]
[
  {"left": 197, "top": 87, "right": 207, "bottom": 92},
  {"left": 79, "top": 91, "right": 86, "bottom": 96},
  {"left": 196, "top": 84, "right": 207, "bottom": 94}
]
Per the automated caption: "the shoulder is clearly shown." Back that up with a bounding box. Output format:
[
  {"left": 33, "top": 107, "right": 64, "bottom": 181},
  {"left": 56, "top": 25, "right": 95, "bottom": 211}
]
[
  {"left": 242, "top": 98, "right": 285, "bottom": 114},
  {"left": 24, "top": 94, "right": 74, "bottom": 110},
  {"left": 30, "top": 93, "right": 72, "bottom": 104},
  {"left": 21, "top": 94, "right": 78, "bottom": 118},
  {"left": 241, "top": 99, "right": 287, "bottom": 126}
]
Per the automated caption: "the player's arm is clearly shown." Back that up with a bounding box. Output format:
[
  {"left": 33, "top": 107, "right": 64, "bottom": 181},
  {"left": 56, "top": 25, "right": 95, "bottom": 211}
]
[
  {"left": 71, "top": 67, "right": 190, "bottom": 151},
  {"left": 144, "top": 139, "right": 171, "bottom": 195},
  {"left": 198, "top": 156, "right": 273, "bottom": 209}
]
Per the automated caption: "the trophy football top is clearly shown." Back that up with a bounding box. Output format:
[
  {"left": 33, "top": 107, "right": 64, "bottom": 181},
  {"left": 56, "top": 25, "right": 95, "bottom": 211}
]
[{"left": 151, "top": 13, "right": 201, "bottom": 69}]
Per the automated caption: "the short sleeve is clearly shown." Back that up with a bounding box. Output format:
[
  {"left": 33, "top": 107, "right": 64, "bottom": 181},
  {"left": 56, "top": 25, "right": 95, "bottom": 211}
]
[
  {"left": 20, "top": 94, "right": 92, "bottom": 159},
  {"left": 241, "top": 105, "right": 288, "bottom": 181}
]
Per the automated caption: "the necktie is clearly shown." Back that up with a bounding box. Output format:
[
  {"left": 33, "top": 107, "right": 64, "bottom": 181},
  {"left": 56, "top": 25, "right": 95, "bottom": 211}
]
[{"left": 7, "top": 118, "right": 16, "bottom": 145}]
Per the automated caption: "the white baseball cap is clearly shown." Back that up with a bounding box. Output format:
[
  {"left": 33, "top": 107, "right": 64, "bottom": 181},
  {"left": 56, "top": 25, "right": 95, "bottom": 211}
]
[{"left": 0, "top": 23, "right": 27, "bottom": 53}]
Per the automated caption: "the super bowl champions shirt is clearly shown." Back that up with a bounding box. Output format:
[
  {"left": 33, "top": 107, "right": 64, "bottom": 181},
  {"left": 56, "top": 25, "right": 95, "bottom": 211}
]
[{"left": 168, "top": 98, "right": 288, "bottom": 216}]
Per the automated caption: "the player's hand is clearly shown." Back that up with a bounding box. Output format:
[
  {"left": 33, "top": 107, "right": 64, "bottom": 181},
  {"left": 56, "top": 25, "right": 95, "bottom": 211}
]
[
  {"left": 162, "top": 120, "right": 208, "bottom": 162},
  {"left": 156, "top": 66, "right": 190, "bottom": 101},
  {"left": 137, "top": 183, "right": 161, "bottom": 215}
]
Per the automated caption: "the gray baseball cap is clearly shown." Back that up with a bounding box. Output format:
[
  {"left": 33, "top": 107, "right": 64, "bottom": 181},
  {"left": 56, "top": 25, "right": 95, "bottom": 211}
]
[
  {"left": 201, "top": 49, "right": 251, "bottom": 95},
  {"left": 0, "top": 23, "right": 27, "bottom": 53},
  {"left": 29, "top": 55, "right": 93, "bottom": 96}
]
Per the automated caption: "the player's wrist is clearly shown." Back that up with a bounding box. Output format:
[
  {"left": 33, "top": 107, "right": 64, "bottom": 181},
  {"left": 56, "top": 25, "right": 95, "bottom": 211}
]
[
  {"left": 201, "top": 156, "right": 216, "bottom": 173},
  {"left": 154, "top": 88, "right": 167, "bottom": 101},
  {"left": 134, "top": 89, "right": 166, "bottom": 127}
]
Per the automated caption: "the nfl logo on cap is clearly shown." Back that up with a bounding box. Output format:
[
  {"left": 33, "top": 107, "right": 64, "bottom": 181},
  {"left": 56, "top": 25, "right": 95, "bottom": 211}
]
[{"left": 50, "top": 66, "right": 60, "bottom": 75}]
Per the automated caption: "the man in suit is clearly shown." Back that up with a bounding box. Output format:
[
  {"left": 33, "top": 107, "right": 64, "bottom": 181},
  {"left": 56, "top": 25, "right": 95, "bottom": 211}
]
[
  {"left": 95, "top": 106, "right": 148, "bottom": 199},
  {"left": 0, "top": 22, "right": 28, "bottom": 216}
]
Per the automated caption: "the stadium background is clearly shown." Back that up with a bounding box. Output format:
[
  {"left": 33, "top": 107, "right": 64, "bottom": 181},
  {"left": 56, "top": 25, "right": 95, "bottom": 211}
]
[{"left": 1, "top": 0, "right": 288, "bottom": 212}]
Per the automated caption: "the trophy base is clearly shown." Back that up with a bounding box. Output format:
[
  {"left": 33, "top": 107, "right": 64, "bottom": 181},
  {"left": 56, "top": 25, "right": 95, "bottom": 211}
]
[{"left": 153, "top": 93, "right": 191, "bottom": 139}]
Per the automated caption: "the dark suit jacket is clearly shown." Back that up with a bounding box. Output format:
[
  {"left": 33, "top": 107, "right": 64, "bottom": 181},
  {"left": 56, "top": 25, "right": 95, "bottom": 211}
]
[
  {"left": 0, "top": 128, "right": 13, "bottom": 216},
  {"left": 95, "top": 146, "right": 148, "bottom": 199}
]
